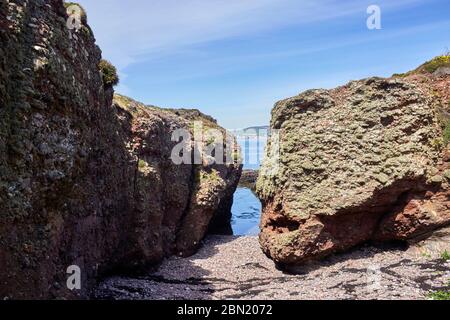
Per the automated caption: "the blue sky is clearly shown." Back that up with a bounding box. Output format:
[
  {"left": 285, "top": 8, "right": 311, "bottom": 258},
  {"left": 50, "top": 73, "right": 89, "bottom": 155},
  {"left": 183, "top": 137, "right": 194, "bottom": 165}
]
[{"left": 78, "top": 0, "right": 449, "bottom": 129}]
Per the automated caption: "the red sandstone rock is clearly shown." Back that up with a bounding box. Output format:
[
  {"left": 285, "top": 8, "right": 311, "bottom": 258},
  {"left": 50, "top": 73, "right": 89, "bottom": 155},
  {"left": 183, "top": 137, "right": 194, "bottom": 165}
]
[
  {"left": 0, "top": 1, "right": 241, "bottom": 299},
  {"left": 257, "top": 72, "right": 450, "bottom": 267}
]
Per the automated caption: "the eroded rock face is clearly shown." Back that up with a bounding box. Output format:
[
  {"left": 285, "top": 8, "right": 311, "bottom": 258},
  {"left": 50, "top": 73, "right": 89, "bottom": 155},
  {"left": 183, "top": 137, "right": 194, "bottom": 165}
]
[
  {"left": 0, "top": 1, "right": 240, "bottom": 299},
  {"left": 257, "top": 76, "right": 450, "bottom": 266},
  {"left": 113, "top": 95, "right": 242, "bottom": 259}
]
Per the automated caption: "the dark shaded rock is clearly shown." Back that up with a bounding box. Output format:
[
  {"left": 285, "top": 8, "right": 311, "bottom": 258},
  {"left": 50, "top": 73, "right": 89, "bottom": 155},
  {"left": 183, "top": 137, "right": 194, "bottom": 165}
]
[{"left": 0, "top": 1, "right": 241, "bottom": 299}]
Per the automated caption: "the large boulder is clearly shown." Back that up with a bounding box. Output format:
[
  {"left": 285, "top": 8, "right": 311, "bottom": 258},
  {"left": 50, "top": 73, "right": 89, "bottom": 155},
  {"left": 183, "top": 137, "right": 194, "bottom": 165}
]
[
  {"left": 0, "top": 0, "right": 240, "bottom": 299},
  {"left": 257, "top": 73, "right": 450, "bottom": 267}
]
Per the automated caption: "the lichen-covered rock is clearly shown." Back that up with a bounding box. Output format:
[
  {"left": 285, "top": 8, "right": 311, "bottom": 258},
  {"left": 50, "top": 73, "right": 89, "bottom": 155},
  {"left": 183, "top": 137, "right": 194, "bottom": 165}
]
[
  {"left": 0, "top": 1, "right": 240, "bottom": 299},
  {"left": 257, "top": 74, "right": 450, "bottom": 267}
]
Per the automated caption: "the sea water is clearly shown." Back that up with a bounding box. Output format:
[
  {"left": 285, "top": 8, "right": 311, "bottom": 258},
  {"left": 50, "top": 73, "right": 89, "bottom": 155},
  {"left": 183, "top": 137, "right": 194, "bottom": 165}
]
[{"left": 230, "top": 137, "right": 266, "bottom": 236}]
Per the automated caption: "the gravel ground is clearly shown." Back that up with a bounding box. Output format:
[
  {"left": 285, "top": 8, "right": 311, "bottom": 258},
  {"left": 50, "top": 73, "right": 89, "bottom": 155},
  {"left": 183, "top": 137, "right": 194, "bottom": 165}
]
[{"left": 95, "top": 229, "right": 450, "bottom": 300}]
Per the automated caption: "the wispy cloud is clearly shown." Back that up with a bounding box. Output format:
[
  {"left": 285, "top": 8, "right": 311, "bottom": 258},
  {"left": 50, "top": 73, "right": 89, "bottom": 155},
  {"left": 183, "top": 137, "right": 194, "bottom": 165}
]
[
  {"left": 75, "top": 0, "right": 445, "bottom": 128},
  {"left": 123, "top": 19, "right": 450, "bottom": 86},
  {"left": 79, "top": 0, "right": 426, "bottom": 70}
]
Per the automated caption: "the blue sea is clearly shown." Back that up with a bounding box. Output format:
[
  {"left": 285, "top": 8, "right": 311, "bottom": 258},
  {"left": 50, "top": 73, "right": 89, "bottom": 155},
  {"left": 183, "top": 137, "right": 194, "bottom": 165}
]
[
  {"left": 230, "top": 188, "right": 262, "bottom": 236},
  {"left": 230, "top": 137, "right": 266, "bottom": 236}
]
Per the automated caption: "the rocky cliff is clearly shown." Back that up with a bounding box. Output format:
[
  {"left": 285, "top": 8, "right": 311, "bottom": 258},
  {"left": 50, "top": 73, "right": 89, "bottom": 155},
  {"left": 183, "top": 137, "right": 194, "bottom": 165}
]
[
  {"left": 257, "top": 59, "right": 450, "bottom": 267},
  {"left": 0, "top": 0, "right": 241, "bottom": 299},
  {"left": 113, "top": 94, "right": 241, "bottom": 259}
]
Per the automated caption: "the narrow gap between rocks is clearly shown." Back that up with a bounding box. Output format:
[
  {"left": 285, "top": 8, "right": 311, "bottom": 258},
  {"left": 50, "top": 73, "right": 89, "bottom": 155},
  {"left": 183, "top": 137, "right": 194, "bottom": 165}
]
[{"left": 210, "top": 131, "right": 265, "bottom": 236}]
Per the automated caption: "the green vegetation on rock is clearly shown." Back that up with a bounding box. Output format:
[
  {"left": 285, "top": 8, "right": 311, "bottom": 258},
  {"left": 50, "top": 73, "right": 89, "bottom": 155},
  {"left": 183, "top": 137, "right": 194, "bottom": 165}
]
[
  {"left": 394, "top": 54, "right": 450, "bottom": 77},
  {"left": 138, "top": 159, "right": 146, "bottom": 169},
  {"left": 443, "top": 121, "right": 450, "bottom": 146},
  {"left": 441, "top": 250, "right": 450, "bottom": 261},
  {"left": 429, "top": 288, "right": 450, "bottom": 300},
  {"left": 420, "top": 55, "right": 450, "bottom": 73},
  {"left": 114, "top": 94, "right": 134, "bottom": 107},
  {"left": 196, "top": 169, "right": 222, "bottom": 184},
  {"left": 99, "top": 59, "right": 119, "bottom": 87}
]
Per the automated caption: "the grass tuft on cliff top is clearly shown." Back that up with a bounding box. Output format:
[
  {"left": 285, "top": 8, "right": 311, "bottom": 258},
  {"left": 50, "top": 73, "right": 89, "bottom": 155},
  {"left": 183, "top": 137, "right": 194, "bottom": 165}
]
[
  {"left": 99, "top": 59, "right": 119, "bottom": 88},
  {"left": 394, "top": 54, "right": 450, "bottom": 77},
  {"left": 419, "top": 54, "right": 450, "bottom": 73}
]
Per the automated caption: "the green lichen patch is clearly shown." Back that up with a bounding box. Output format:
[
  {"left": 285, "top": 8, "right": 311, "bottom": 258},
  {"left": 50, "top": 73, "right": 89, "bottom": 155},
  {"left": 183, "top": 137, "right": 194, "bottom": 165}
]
[
  {"left": 196, "top": 169, "right": 222, "bottom": 184},
  {"left": 276, "top": 230, "right": 301, "bottom": 247},
  {"left": 441, "top": 250, "right": 450, "bottom": 261},
  {"left": 138, "top": 159, "right": 146, "bottom": 169}
]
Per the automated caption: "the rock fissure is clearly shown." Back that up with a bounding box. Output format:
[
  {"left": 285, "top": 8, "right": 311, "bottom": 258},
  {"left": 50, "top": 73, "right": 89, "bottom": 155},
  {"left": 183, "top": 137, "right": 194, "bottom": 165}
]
[{"left": 174, "top": 164, "right": 199, "bottom": 248}]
